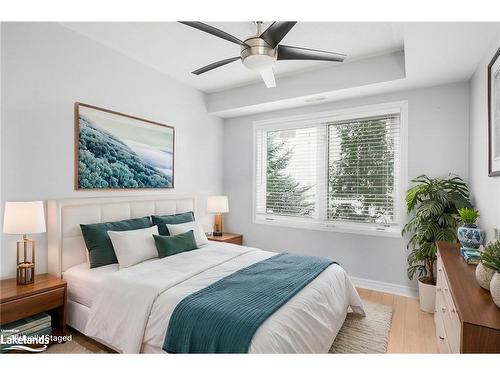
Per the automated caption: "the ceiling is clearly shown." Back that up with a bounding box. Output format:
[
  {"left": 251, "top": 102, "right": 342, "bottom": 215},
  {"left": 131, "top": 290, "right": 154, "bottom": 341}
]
[
  {"left": 62, "top": 21, "right": 500, "bottom": 117},
  {"left": 62, "top": 22, "right": 405, "bottom": 93}
]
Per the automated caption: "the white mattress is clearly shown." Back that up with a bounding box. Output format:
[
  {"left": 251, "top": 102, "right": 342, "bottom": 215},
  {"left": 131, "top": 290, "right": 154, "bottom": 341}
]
[{"left": 63, "top": 262, "right": 119, "bottom": 307}]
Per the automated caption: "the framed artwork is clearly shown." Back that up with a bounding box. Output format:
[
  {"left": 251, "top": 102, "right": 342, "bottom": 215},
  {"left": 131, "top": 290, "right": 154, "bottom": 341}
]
[
  {"left": 488, "top": 47, "right": 500, "bottom": 177},
  {"left": 74, "top": 103, "right": 174, "bottom": 189}
]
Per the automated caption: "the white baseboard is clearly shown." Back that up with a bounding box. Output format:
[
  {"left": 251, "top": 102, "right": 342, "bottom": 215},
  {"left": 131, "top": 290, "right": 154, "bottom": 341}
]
[{"left": 350, "top": 276, "right": 418, "bottom": 299}]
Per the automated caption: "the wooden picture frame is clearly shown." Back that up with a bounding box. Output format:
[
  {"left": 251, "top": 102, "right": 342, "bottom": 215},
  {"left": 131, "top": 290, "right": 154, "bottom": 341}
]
[
  {"left": 74, "top": 103, "right": 175, "bottom": 189},
  {"left": 488, "top": 47, "right": 500, "bottom": 177}
]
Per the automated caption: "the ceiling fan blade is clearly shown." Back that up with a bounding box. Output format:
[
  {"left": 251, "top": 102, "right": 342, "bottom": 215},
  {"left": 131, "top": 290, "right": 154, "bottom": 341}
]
[
  {"left": 179, "top": 21, "right": 248, "bottom": 47},
  {"left": 192, "top": 56, "right": 241, "bottom": 75},
  {"left": 277, "top": 45, "right": 346, "bottom": 62},
  {"left": 259, "top": 67, "right": 276, "bottom": 88},
  {"left": 259, "top": 21, "right": 297, "bottom": 48}
]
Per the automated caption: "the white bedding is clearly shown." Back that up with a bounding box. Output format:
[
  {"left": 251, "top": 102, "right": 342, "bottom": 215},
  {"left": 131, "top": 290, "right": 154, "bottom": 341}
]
[
  {"left": 83, "top": 242, "right": 365, "bottom": 353},
  {"left": 63, "top": 262, "right": 119, "bottom": 307}
]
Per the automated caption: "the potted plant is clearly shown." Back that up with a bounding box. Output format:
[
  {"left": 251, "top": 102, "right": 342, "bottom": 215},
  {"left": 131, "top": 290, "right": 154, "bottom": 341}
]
[
  {"left": 456, "top": 208, "right": 483, "bottom": 250},
  {"left": 477, "top": 240, "right": 499, "bottom": 290},
  {"left": 480, "top": 240, "right": 500, "bottom": 307},
  {"left": 402, "top": 174, "right": 471, "bottom": 313}
]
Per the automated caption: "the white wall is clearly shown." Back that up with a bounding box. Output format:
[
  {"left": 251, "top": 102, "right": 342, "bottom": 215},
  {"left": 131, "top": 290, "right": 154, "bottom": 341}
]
[
  {"left": 223, "top": 82, "right": 469, "bottom": 290},
  {"left": 469, "top": 30, "right": 500, "bottom": 241},
  {"left": 0, "top": 23, "right": 224, "bottom": 278}
]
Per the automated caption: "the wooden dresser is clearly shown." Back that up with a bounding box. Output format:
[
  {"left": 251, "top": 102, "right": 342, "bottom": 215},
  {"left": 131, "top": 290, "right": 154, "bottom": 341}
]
[{"left": 435, "top": 242, "right": 500, "bottom": 353}]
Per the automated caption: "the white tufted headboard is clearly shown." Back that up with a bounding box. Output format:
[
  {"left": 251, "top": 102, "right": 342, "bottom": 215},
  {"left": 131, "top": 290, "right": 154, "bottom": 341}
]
[{"left": 47, "top": 194, "right": 197, "bottom": 277}]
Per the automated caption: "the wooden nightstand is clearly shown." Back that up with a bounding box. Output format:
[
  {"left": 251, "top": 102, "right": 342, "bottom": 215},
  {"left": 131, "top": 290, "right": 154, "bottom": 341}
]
[
  {"left": 0, "top": 274, "right": 67, "bottom": 337},
  {"left": 207, "top": 233, "right": 243, "bottom": 245}
]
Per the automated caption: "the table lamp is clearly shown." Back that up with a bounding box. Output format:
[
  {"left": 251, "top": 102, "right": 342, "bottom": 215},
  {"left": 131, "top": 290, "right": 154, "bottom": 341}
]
[
  {"left": 207, "top": 196, "right": 229, "bottom": 236},
  {"left": 3, "top": 201, "right": 46, "bottom": 285}
]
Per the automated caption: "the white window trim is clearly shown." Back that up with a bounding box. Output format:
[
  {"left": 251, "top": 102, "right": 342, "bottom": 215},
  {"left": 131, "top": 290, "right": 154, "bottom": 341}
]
[{"left": 252, "top": 101, "right": 408, "bottom": 238}]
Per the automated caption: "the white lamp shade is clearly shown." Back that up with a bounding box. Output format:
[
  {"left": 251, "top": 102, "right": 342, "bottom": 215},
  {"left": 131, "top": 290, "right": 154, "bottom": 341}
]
[
  {"left": 3, "top": 201, "right": 46, "bottom": 234},
  {"left": 207, "top": 196, "right": 229, "bottom": 213}
]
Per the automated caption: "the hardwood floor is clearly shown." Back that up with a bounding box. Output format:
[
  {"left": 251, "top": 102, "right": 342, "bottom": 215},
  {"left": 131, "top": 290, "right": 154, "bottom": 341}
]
[
  {"left": 357, "top": 288, "right": 438, "bottom": 353},
  {"left": 68, "top": 288, "right": 438, "bottom": 354}
]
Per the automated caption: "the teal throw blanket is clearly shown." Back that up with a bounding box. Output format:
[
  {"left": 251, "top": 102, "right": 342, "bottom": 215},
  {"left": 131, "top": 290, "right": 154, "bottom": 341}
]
[{"left": 163, "top": 252, "right": 335, "bottom": 353}]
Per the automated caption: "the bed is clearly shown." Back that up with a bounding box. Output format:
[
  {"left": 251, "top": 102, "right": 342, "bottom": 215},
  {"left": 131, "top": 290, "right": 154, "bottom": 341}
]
[{"left": 48, "top": 195, "right": 364, "bottom": 353}]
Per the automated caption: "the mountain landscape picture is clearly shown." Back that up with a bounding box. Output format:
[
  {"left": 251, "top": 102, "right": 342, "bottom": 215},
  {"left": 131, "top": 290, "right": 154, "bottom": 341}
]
[{"left": 76, "top": 104, "right": 174, "bottom": 189}]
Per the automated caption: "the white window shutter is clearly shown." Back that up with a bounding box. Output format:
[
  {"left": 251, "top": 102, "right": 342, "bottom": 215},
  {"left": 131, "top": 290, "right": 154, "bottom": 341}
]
[
  {"left": 254, "top": 106, "right": 402, "bottom": 231},
  {"left": 327, "top": 114, "right": 400, "bottom": 225}
]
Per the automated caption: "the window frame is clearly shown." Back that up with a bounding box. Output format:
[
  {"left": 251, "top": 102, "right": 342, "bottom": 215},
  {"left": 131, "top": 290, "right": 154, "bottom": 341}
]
[{"left": 252, "top": 101, "right": 408, "bottom": 238}]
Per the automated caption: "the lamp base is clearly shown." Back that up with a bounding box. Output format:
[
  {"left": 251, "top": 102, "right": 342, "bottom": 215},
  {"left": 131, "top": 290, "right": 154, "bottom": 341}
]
[
  {"left": 17, "top": 236, "right": 36, "bottom": 285},
  {"left": 17, "top": 263, "right": 35, "bottom": 285},
  {"left": 213, "top": 213, "right": 224, "bottom": 237}
]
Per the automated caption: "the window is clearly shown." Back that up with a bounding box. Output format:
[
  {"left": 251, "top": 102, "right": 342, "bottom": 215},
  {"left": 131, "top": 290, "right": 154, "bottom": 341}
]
[{"left": 254, "top": 102, "right": 407, "bottom": 237}]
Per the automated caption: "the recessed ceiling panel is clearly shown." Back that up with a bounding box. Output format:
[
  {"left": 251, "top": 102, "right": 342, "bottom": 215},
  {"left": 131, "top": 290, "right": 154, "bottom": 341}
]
[{"left": 62, "top": 21, "right": 404, "bottom": 93}]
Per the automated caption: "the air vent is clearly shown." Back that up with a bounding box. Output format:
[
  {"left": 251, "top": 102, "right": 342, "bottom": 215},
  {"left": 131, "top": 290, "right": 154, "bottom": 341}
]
[{"left": 304, "top": 96, "right": 327, "bottom": 103}]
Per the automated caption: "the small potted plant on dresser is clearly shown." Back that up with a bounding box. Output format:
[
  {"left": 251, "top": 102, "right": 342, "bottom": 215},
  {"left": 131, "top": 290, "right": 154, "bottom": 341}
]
[
  {"left": 456, "top": 208, "right": 483, "bottom": 251},
  {"left": 476, "top": 240, "right": 497, "bottom": 290},
  {"left": 480, "top": 240, "right": 500, "bottom": 308},
  {"left": 402, "top": 175, "right": 471, "bottom": 313}
]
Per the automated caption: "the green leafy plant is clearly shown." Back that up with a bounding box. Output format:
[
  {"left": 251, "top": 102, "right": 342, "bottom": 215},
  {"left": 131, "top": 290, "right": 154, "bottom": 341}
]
[
  {"left": 455, "top": 207, "right": 480, "bottom": 225},
  {"left": 402, "top": 175, "right": 471, "bottom": 285},
  {"left": 480, "top": 240, "right": 500, "bottom": 273}
]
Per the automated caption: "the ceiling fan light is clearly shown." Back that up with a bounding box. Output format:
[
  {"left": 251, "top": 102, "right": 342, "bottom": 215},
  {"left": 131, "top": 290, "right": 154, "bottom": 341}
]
[
  {"left": 242, "top": 54, "right": 276, "bottom": 72},
  {"left": 242, "top": 54, "right": 276, "bottom": 88}
]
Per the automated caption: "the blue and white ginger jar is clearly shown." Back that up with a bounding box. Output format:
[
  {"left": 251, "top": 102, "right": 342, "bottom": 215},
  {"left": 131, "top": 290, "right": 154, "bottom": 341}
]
[{"left": 457, "top": 224, "right": 483, "bottom": 249}]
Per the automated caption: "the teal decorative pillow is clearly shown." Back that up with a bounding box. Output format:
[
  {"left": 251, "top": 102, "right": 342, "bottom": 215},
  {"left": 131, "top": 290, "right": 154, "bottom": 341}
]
[
  {"left": 153, "top": 230, "right": 198, "bottom": 258},
  {"left": 80, "top": 216, "right": 152, "bottom": 268},
  {"left": 151, "top": 211, "right": 194, "bottom": 235}
]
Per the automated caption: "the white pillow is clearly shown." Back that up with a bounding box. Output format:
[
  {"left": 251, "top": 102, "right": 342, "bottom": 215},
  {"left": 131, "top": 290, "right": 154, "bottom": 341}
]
[
  {"left": 166, "top": 221, "right": 209, "bottom": 247},
  {"left": 108, "top": 226, "right": 159, "bottom": 268}
]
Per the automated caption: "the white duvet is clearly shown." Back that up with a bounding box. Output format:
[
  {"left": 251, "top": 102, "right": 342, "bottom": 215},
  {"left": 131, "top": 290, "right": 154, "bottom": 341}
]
[{"left": 84, "top": 242, "right": 365, "bottom": 353}]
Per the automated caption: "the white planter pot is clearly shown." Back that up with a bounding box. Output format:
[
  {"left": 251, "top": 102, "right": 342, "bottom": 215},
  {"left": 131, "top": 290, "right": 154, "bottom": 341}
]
[
  {"left": 475, "top": 263, "right": 495, "bottom": 290},
  {"left": 490, "top": 272, "right": 500, "bottom": 308},
  {"left": 418, "top": 279, "right": 436, "bottom": 313}
]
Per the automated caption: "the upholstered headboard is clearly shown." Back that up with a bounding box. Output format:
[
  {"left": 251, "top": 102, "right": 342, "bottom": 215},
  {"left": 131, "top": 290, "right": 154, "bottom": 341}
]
[{"left": 47, "top": 194, "right": 196, "bottom": 276}]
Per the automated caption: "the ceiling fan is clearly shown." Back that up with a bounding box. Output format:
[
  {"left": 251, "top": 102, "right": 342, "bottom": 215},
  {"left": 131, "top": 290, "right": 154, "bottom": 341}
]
[{"left": 179, "top": 21, "right": 347, "bottom": 88}]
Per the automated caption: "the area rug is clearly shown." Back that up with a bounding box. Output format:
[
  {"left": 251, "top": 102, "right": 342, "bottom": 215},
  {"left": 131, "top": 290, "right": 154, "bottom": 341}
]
[
  {"left": 329, "top": 301, "right": 393, "bottom": 354},
  {"left": 44, "top": 339, "right": 107, "bottom": 354},
  {"left": 44, "top": 341, "right": 94, "bottom": 354}
]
